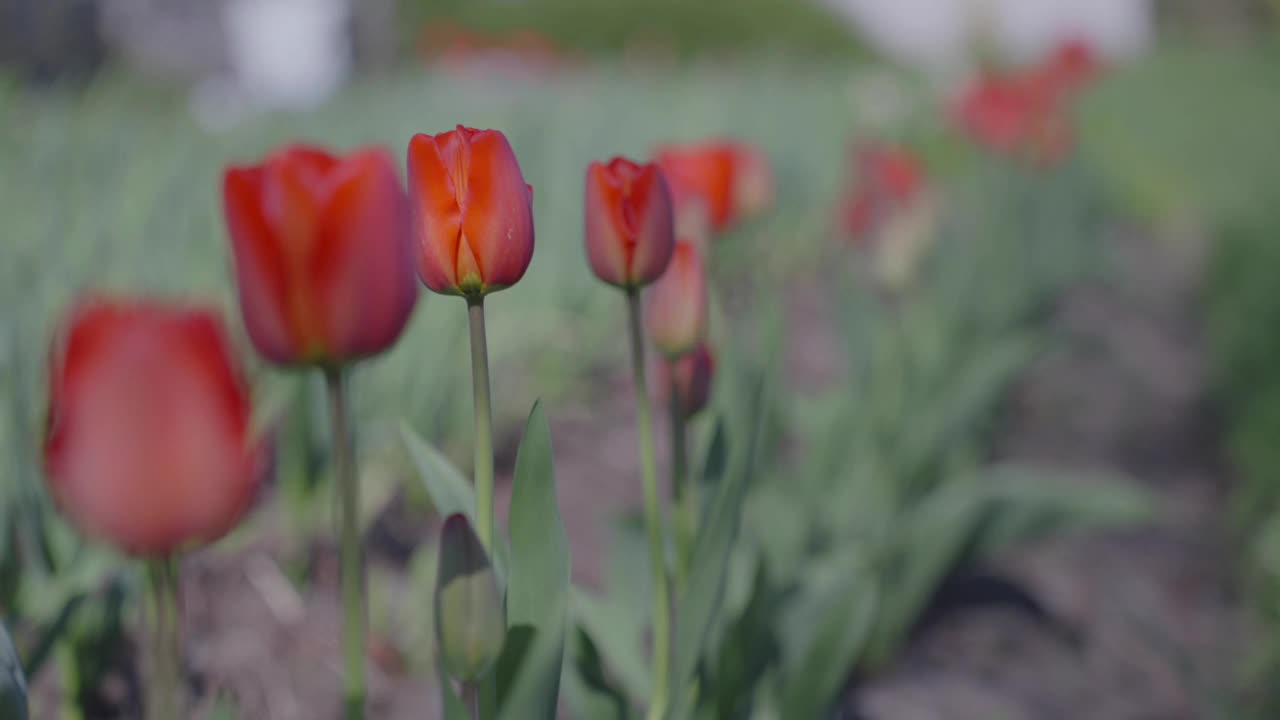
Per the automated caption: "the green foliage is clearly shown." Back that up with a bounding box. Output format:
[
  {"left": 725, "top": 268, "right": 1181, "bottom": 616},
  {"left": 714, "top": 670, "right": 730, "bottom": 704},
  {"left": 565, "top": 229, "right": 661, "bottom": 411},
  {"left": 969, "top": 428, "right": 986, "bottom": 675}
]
[
  {"left": 1204, "top": 203, "right": 1280, "bottom": 716},
  {"left": 0, "top": 621, "right": 27, "bottom": 720},
  {"left": 400, "top": 0, "right": 866, "bottom": 59},
  {"left": 1079, "top": 42, "right": 1280, "bottom": 229},
  {"left": 406, "top": 402, "right": 570, "bottom": 719}
]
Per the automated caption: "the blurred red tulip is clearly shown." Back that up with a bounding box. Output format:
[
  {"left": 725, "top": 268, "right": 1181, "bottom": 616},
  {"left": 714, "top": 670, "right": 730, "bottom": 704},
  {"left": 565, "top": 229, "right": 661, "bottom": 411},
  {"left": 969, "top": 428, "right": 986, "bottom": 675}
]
[
  {"left": 223, "top": 144, "right": 418, "bottom": 367},
  {"left": 43, "top": 300, "right": 267, "bottom": 556},
  {"left": 839, "top": 143, "right": 925, "bottom": 242},
  {"left": 584, "top": 156, "right": 676, "bottom": 289},
  {"left": 953, "top": 39, "right": 1098, "bottom": 167},
  {"left": 653, "top": 140, "right": 773, "bottom": 235},
  {"left": 645, "top": 240, "right": 708, "bottom": 358},
  {"left": 660, "top": 344, "right": 714, "bottom": 419},
  {"left": 407, "top": 126, "right": 535, "bottom": 298}
]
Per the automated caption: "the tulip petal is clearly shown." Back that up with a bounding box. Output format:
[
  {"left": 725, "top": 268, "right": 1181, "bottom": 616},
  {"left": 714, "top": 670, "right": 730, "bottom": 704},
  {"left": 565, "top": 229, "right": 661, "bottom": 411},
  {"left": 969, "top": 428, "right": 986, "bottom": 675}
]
[
  {"left": 44, "top": 303, "right": 261, "bottom": 555},
  {"left": 458, "top": 130, "right": 534, "bottom": 291},
  {"left": 625, "top": 165, "right": 676, "bottom": 285},
  {"left": 314, "top": 148, "right": 419, "bottom": 360},
  {"left": 408, "top": 133, "right": 464, "bottom": 294},
  {"left": 583, "top": 161, "right": 630, "bottom": 287},
  {"left": 223, "top": 167, "right": 296, "bottom": 363}
]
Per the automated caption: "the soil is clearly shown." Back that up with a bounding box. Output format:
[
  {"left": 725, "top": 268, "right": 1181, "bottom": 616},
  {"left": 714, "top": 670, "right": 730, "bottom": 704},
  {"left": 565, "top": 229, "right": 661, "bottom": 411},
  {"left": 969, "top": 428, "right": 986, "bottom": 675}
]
[
  {"left": 852, "top": 230, "right": 1245, "bottom": 720},
  {"left": 27, "top": 229, "right": 1245, "bottom": 720}
]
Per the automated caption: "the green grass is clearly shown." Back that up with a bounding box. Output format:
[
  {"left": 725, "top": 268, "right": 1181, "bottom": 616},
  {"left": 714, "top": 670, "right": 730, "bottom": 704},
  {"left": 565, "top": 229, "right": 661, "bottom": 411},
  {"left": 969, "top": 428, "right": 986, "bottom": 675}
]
[{"left": 399, "top": 0, "right": 867, "bottom": 59}]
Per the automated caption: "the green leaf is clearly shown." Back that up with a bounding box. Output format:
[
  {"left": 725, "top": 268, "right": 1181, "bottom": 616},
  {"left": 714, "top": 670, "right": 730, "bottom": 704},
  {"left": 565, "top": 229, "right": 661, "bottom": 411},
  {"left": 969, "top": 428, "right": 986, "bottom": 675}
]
[
  {"left": 401, "top": 422, "right": 478, "bottom": 523},
  {"left": 966, "top": 464, "right": 1154, "bottom": 559},
  {"left": 401, "top": 422, "right": 509, "bottom": 579},
  {"left": 780, "top": 553, "right": 877, "bottom": 719},
  {"left": 497, "top": 401, "right": 571, "bottom": 720},
  {"left": 0, "top": 620, "right": 27, "bottom": 720},
  {"left": 564, "top": 626, "right": 632, "bottom": 720},
  {"left": 668, "top": 373, "right": 771, "bottom": 718}
]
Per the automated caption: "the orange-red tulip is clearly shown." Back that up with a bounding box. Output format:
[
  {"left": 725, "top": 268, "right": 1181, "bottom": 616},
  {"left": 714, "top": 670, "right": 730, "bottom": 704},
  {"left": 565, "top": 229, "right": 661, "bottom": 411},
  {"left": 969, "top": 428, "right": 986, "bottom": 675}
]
[
  {"left": 660, "top": 344, "right": 714, "bottom": 419},
  {"left": 223, "top": 144, "right": 418, "bottom": 367},
  {"left": 644, "top": 240, "right": 708, "bottom": 358},
  {"left": 653, "top": 140, "right": 773, "bottom": 236},
  {"left": 584, "top": 156, "right": 675, "bottom": 289},
  {"left": 43, "top": 300, "right": 267, "bottom": 556},
  {"left": 407, "top": 126, "right": 535, "bottom": 298}
]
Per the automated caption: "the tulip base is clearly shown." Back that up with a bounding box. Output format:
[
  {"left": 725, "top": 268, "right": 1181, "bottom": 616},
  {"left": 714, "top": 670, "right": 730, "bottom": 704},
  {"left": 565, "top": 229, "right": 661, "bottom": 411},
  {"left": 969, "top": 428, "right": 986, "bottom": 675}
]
[
  {"left": 625, "top": 289, "right": 672, "bottom": 720},
  {"left": 325, "top": 367, "right": 366, "bottom": 720}
]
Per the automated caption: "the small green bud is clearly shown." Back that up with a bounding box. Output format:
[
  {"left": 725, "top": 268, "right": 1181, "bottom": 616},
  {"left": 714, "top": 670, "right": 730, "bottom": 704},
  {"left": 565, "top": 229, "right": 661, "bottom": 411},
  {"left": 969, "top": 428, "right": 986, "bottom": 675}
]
[{"left": 434, "top": 514, "right": 505, "bottom": 682}]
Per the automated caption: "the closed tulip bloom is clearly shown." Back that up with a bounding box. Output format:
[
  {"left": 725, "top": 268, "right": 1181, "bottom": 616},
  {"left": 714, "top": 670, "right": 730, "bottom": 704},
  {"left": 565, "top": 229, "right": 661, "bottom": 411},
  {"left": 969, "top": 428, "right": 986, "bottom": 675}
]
[
  {"left": 661, "top": 344, "right": 714, "bottom": 419},
  {"left": 584, "top": 156, "right": 676, "bottom": 289},
  {"left": 43, "top": 300, "right": 267, "bottom": 556},
  {"left": 407, "top": 126, "right": 535, "bottom": 297},
  {"left": 223, "top": 144, "right": 418, "bottom": 366},
  {"left": 645, "top": 240, "right": 708, "bottom": 358}
]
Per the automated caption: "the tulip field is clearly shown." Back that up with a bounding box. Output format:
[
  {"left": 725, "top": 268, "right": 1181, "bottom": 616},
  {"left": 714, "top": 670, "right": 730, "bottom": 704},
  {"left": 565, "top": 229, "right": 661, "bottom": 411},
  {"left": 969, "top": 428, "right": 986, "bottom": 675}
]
[{"left": 2, "top": 36, "right": 1280, "bottom": 720}]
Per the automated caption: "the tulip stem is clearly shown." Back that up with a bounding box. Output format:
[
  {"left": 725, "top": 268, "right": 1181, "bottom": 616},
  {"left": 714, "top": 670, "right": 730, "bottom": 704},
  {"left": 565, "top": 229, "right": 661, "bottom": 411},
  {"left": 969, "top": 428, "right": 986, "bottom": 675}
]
[
  {"left": 325, "top": 367, "right": 365, "bottom": 720},
  {"left": 625, "top": 289, "right": 671, "bottom": 720},
  {"left": 668, "top": 367, "right": 694, "bottom": 594},
  {"left": 465, "top": 297, "right": 500, "bottom": 720},
  {"left": 466, "top": 297, "right": 496, "bottom": 555},
  {"left": 145, "top": 556, "right": 181, "bottom": 720}
]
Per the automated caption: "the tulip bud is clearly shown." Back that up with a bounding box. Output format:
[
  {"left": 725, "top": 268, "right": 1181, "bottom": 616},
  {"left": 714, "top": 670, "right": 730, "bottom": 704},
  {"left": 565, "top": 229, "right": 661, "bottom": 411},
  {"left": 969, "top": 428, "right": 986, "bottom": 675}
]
[
  {"left": 660, "top": 344, "right": 714, "bottom": 419},
  {"left": 644, "top": 240, "right": 708, "bottom": 358},
  {"left": 43, "top": 300, "right": 268, "bottom": 556},
  {"left": 407, "top": 126, "right": 535, "bottom": 298},
  {"left": 584, "top": 157, "right": 676, "bottom": 290},
  {"left": 435, "top": 514, "right": 505, "bottom": 681},
  {"left": 223, "top": 144, "right": 419, "bottom": 367}
]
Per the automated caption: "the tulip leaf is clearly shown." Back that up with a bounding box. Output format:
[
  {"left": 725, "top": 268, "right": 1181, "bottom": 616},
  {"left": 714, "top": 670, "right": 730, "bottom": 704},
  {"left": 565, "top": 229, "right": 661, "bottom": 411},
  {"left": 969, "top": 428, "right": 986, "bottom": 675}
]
[
  {"left": 497, "top": 401, "right": 570, "bottom": 720},
  {"left": 668, "top": 374, "right": 771, "bottom": 718},
  {"left": 564, "top": 625, "right": 632, "bottom": 720},
  {"left": 401, "top": 422, "right": 478, "bottom": 522},
  {"left": 401, "top": 422, "right": 508, "bottom": 579},
  {"left": 779, "top": 554, "right": 878, "bottom": 719},
  {"left": 0, "top": 620, "right": 27, "bottom": 720}
]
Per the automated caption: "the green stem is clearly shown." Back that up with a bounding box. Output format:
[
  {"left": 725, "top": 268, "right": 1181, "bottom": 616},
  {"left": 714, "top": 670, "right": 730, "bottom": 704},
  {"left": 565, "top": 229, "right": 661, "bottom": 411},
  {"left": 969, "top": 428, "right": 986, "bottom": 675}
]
[
  {"left": 57, "top": 639, "right": 82, "bottom": 720},
  {"left": 144, "top": 557, "right": 180, "bottom": 720},
  {"left": 668, "top": 365, "right": 694, "bottom": 594},
  {"left": 466, "top": 297, "right": 499, "bottom": 719},
  {"left": 466, "top": 298, "right": 496, "bottom": 554},
  {"left": 626, "top": 289, "right": 671, "bottom": 720},
  {"left": 325, "top": 367, "right": 366, "bottom": 720}
]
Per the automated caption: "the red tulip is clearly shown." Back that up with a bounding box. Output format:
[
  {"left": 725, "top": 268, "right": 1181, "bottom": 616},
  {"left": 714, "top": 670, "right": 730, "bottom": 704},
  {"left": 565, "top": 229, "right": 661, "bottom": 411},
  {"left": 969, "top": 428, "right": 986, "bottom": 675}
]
[
  {"left": 407, "top": 126, "right": 535, "bottom": 298},
  {"left": 953, "top": 40, "right": 1097, "bottom": 167},
  {"left": 644, "top": 240, "right": 708, "bottom": 358},
  {"left": 839, "top": 143, "right": 925, "bottom": 242},
  {"left": 659, "top": 344, "right": 714, "bottom": 419},
  {"left": 43, "top": 300, "right": 267, "bottom": 556},
  {"left": 223, "top": 144, "right": 418, "bottom": 367},
  {"left": 653, "top": 140, "right": 773, "bottom": 235},
  {"left": 584, "top": 156, "right": 675, "bottom": 289}
]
